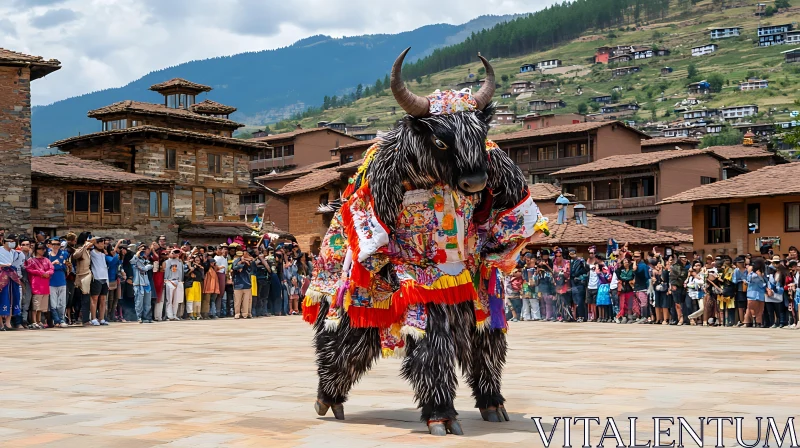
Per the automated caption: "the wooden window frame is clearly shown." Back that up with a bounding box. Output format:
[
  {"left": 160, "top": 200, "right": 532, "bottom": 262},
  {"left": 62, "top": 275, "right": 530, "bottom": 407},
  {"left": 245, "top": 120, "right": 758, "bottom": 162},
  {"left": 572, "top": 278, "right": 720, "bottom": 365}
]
[
  {"left": 208, "top": 153, "right": 222, "bottom": 174},
  {"left": 136, "top": 189, "right": 171, "bottom": 219},
  {"left": 748, "top": 203, "right": 761, "bottom": 234},
  {"left": 706, "top": 204, "right": 731, "bottom": 244},
  {"left": 166, "top": 148, "right": 177, "bottom": 171},
  {"left": 65, "top": 188, "right": 123, "bottom": 225},
  {"left": 785, "top": 202, "right": 800, "bottom": 233}
]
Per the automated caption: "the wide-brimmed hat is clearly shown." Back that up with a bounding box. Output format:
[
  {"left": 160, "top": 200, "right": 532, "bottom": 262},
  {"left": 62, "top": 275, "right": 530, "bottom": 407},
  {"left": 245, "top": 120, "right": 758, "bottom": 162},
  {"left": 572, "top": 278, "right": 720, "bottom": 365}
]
[
  {"left": 236, "top": 250, "right": 244, "bottom": 256},
  {"left": 771, "top": 255, "right": 782, "bottom": 263}
]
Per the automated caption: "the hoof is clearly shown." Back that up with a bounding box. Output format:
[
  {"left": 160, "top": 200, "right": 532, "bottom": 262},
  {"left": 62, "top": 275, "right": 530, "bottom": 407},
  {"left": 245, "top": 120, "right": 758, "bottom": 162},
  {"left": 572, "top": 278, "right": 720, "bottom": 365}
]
[
  {"left": 314, "top": 400, "right": 329, "bottom": 416},
  {"left": 331, "top": 403, "right": 345, "bottom": 420},
  {"left": 447, "top": 419, "right": 464, "bottom": 435},
  {"left": 480, "top": 406, "right": 507, "bottom": 422},
  {"left": 428, "top": 420, "right": 447, "bottom": 436},
  {"left": 499, "top": 405, "right": 510, "bottom": 421}
]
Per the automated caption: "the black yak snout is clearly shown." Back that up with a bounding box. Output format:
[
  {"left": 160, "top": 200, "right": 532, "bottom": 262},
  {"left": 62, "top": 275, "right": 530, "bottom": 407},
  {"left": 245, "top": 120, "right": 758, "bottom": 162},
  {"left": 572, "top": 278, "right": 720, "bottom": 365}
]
[{"left": 458, "top": 171, "right": 488, "bottom": 193}]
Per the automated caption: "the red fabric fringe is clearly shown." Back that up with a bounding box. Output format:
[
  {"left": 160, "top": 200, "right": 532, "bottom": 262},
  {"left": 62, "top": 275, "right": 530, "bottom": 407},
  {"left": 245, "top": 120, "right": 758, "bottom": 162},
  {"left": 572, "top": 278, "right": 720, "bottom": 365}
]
[
  {"left": 302, "top": 303, "right": 320, "bottom": 325},
  {"left": 390, "top": 282, "right": 478, "bottom": 316},
  {"left": 347, "top": 306, "right": 401, "bottom": 329}
]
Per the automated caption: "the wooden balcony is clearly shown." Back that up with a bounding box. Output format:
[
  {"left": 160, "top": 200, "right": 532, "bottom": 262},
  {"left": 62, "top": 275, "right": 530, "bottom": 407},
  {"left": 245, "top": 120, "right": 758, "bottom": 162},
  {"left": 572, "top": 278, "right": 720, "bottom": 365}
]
[
  {"left": 249, "top": 156, "right": 294, "bottom": 172},
  {"left": 518, "top": 155, "right": 590, "bottom": 173},
  {"left": 583, "top": 196, "right": 657, "bottom": 212}
]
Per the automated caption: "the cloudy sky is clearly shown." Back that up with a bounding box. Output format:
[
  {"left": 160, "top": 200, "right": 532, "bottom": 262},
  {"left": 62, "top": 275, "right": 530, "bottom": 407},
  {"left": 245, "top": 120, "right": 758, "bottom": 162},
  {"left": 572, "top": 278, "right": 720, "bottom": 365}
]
[{"left": 1, "top": 0, "right": 555, "bottom": 106}]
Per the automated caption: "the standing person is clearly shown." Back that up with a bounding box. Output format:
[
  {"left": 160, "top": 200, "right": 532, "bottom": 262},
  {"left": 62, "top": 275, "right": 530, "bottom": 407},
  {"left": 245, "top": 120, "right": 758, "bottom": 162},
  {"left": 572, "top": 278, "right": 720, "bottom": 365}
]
[
  {"left": 213, "top": 245, "right": 228, "bottom": 318},
  {"left": 47, "top": 239, "right": 69, "bottom": 328},
  {"left": 684, "top": 263, "right": 703, "bottom": 326},
  {"left": 231, "top": 249, "right": 253, "bottom": 319},
  {"left": 89, "top": 238, "right": 115, "bottom": 326},
  {"left": 289, "top": 276, "right": 301, "bottom": 315},
  {"left": 731, "top": 256, "right": 748, "bottom": 326},
  {"left": 202, "top": 258, "right": 220, "bottom": 320},
  {"left": 585, "top": 247, "right": 599, "bottom": 322},
  {"left": 254, "top": 249, "right": 272, "bottom": 317},
  {"left": 765, "top": 256, "right": 786, "bottom": 328},
  {"left": 743, "top": 259, "right": 767, "bottom": 328},
  {"left": 504, "top": 268, "right": 523, "bottom": 322},
  {"left": 568, "top": 249, "right": 588, "bottom": 323},
  {"left": 150, "top": 238, "right": 167, "bottom": 319},
  {"left": 521, "top": 254, "right": 540, "bottom": 321},
  {"left": 185, "top": 254, "right": 204, "bottom": 319},
  {"left": 72, "top": 232, "right": 94, "bottom": 326},
  {"left": 120, "top": 244, "right": 135, "bottom": 322},
  {"left": 719, "top": 257, "right": 736, "bottom": 326},
  {"left": 535, "top": 259, "right": 555, "bottom": 321},
  {"left": 552, "top": 248, "right": 571, "bottom": 322},
  {"left": 704, "top": 267, "right": 721, "bottom": 326},
  {"left": 617, "top": 257, "right": 635, "bottom": 324},
  {"left": 632, "top": 251, "right": 651, "bottom": 324},
  {"left": 132, "top": 244, "right": 154, "bottom": 323},
  {"left": 163, "top": 249, "right": 185, "bottom": 321},
  {"left": 105, "top": 240, "right": 123, "bottom": 323},
  {"left": 652, "top": 258, "right": 670, "bottom": 325},
  {"left": 595, "top": 255, "right": 611, "bottom": 322},
  {"left": 14, "top": 236, "right": 32, "bottom": 328},
  {"left": 267, "top": 249, "right": 283, "bottom": 316},
  {"left": 0, "top": 234, "right": 23, "bottom": 330},
  {"left": 63, "top": 233, "right": 77, "bottom": 325},
  {"left": 670, "top": 253, "right": 689, "bottom": 325},
  {"left": 25, "top": 243, "right": 53, "bottom": 329}
]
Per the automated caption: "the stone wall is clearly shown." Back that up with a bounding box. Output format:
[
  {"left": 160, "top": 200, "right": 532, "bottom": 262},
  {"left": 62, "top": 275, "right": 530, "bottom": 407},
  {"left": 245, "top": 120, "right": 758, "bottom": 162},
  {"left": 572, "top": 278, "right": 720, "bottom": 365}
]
[
  {"left": 0, "top": 66, "right": 32, "bottom": 234},
  {"left": 287, "top": 188, "right": 335, "bottom": 237}
]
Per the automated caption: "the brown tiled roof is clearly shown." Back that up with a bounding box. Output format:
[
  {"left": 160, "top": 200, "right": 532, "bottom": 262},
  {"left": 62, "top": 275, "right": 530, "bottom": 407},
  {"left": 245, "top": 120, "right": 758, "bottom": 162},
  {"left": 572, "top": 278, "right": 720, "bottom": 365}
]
[
  {"left": 252, "top": 127, "right": 354, "bottom": 144},
  {"left": 706, "top": 145, "right": 774, "bottom": 159},
  {"left": 0, "top": 48, "right": 61, "bottom": 80},
  {"left": 641, "top": 137, "right": 700, "bottom": 147},
  {"left": 528, "top": 183, "right": 574, "bottom": 201},
  {"left": 87, "top": 100, "right": 242, "bottom": 128},
  {"left": 49, "top": 125, "right": 271, "bottom": 151},
  {"left": 659, "top": 163, "right": 800, "bottom": 205},
  {"left": 149, "top": 78, "right": 212, "bottom": 92},
  {"left": 530, "top": 213, "right": 692, "bottom": 246},
  {"left": 32, "top": 154, "right": 172, "bottom": 186},
  {"left": 337, "top": 138, "right": 378, "bottom": 151},
  {"left": 278, "top": 167, "right": 343, "bottom": 196},
  {"left": 552, "top": 149, "right": 726, "bottom": 177},
  {"left": 190, "top": 99, "right": 236, "bottom": 115},
  {"left": 254, "top": 160, "right": 339, "bottom": 181},
  {"left": 491, "top": 120, "right": 651, "bottom": 144}
]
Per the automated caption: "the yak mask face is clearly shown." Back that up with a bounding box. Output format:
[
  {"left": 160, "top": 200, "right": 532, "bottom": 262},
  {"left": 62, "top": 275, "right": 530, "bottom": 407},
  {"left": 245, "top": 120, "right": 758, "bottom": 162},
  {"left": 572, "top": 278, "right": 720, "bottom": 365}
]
[{"left": 391, "top": 48, "right": 497, "bottom": 194}]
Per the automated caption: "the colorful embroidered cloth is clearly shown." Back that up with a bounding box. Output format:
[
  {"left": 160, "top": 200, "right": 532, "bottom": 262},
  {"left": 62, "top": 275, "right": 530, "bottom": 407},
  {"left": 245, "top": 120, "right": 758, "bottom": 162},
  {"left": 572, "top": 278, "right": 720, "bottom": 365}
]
[{"left": 303, "top": 140, "right": 548, "bottom": 357}]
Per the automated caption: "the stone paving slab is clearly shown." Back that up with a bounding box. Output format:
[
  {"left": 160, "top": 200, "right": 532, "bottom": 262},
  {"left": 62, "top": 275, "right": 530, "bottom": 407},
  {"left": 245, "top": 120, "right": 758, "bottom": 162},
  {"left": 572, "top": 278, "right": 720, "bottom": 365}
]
[{"left": 0, "top": 318, "right": 793, "bottom": 446}]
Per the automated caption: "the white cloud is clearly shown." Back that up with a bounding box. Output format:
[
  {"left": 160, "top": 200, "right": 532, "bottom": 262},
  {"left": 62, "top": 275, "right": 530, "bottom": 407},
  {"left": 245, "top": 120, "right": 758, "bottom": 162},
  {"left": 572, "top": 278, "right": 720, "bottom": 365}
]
[{"left": 0, "top": 0, "right": 555, "bottom": 105}]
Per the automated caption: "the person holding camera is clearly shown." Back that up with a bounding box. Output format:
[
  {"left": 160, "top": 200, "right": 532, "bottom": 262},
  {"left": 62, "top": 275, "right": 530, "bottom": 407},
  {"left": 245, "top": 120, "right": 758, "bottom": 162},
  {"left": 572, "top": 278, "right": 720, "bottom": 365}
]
[
  {"left": 163, "top": 249, "right": 185, "bottom": 321},
  {"left": 534, "top": 257, "right": 556, "bottom": 321},
  {"left": 47, "top": 238, "right": 70, "bottom": 328},
  {"left": 231, "top": 249, "right": 254, "bottom": 319},
  {"left": 132, "top": 243, "right": 154, "bottom": 323}
]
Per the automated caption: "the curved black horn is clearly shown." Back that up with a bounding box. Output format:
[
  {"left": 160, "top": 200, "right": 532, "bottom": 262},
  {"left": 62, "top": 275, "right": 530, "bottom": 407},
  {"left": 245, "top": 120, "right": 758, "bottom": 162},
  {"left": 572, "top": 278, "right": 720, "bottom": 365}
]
[
  {"left": 473, "top": 53, "right": 496, "bottom": 110},
  {"left": 391, "top": 47, "right": 429, "bottom": 117}
]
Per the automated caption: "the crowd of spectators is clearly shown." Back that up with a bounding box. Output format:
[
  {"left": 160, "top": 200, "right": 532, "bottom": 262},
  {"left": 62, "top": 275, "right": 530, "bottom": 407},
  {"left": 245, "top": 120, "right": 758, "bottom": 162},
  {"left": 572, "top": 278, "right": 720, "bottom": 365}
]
[{"left": 0, "top": 231, "right": 312, "bottom": 330}]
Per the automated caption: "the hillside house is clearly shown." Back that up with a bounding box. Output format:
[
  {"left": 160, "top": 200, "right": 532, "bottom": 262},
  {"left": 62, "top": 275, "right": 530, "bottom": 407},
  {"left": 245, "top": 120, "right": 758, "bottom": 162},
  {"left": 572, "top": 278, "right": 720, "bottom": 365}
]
[
  {"left": 351, "top": 131, "right": 377, "bottom": 141},
  {"left": 553, "top": 149, "right": 729, "bottom": 232},
  {"left": 492, "top": 111, "right": 516, "bottom": 125},
  {"left": 609, "top": 54, "right": 633, "bottom": 64},
  {"left": 520, "top": 63, "right": 536, "bottom": 73},
  {"left": 252, "top": 129, "right": 268, "bottom": 138},
  {"left": 655, "top": 49, "right": 672, "bottom": 57},
  {"left": 521, "top": 113, "right": 585, "bottom": 130},
  {"left": 662, "top": 128, "right": 690, "bottom": 138},
  {"left": 0, "top": 48, "right": 61, "bottom": 234},
  {"left": 683, "top": 109, "right": 719, "bottom": 121},
  {"left": 492, "top": 121, "right": 650, "bottom": 184},
  {"left": 330, "top": 138, "right": 375, "bottom": 165},
  {"left": 755, "top": 3, "right": 767, "bottom": 15},
  {"left": 706, "top": 124, "right": 724, "bottom": 134},
  {"left": 709, "top": 26, "right": 742, "bottom": 39},
  {"left": 691, "top": 44, "right": 719, "bottom": 56},
  {"left": 758, "top": 24, "right": 793, "bottom": 46},
  {"left": 537, "top": 79, "right": 556, "bottom": 89},
  {"left": 661, "top": 67, "right": 674, "bottom": 75},
  {"left": 47, "top": 78, "right": 269, "bottom": 239},
  {"left": 633, "top": 47, "right": 653, "bottom": 60},
  {"left": 501, "top": 91, "right": 513, "bottom": 99},
  {"left": 325, "top": 121, "right": 347, "bottom": 132},
  {"left": 594, "top": 46, "right": 613, "bottom": 64},
  {"left": 249, "top": 127, "right": 357, "bottom": 177},
  {"left": 739, "top": 79, "right": 768, "bottom": 91},
  {"left": 346, "top": 124, "right": 369, "bottom": 133},
  {"left": 787, "top": 31, "right": 800, "bottom": 44},
  {"left": 537, "top": 59, "right": 562, "bottom": 70},
  {"left": 687, "top": 80, "right": 711, "bottom": 95},
  {"left": 590, "top": 95, "right": 612, "bottom": 104},
  {"left": 611, "top": 66, "right": 640, "bottom": 77},
  {"left": 720, "top": 105, "right": 758, "bottom": 120},
  {"left": 784, "top": 48, "right": 800, "bottom": 63},
  {"left": 528, "top": 99, "right": 566, "bottom": 112},
  {"left": 600, "top": 103, "right": 640, "bottom": 116},
  {"left": 511, "top": 80, "right": 534, "bottom": 94}
]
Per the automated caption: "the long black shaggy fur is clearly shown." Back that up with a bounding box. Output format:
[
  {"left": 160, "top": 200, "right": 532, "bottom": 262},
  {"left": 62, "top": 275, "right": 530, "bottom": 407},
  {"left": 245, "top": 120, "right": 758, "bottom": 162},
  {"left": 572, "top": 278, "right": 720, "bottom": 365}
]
[
  {"left": 314, "top": 301, "right": 381, "bottom": 404},
  {"left": 467, "top": 328, "right": 508, "bottom": 409},
  {"left": 401, "top": 303, "right": 461, "bottom": 422}
]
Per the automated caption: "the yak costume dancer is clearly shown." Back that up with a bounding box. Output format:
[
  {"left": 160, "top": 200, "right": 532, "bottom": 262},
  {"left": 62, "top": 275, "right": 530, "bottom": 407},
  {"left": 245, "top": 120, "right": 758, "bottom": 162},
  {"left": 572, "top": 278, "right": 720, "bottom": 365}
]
[{"left": 302, "top": 48, "right": 548, "bottom": 436}]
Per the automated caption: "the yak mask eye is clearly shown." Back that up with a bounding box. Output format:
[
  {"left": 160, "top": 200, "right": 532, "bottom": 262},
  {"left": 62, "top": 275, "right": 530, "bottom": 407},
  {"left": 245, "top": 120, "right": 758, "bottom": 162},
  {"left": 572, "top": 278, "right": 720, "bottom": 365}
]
[{"left": 432, "top": 137, "right": 448, "bottom": 150}]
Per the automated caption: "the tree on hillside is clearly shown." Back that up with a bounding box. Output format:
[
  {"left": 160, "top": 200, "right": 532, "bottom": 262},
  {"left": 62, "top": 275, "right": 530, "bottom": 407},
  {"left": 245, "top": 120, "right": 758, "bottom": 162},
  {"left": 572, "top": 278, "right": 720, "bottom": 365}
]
[
  {"left": 764, "top": 5, "right": 776, "bottom": 16},
  {"left": 577, "top": 103, "right": 588, "bottom": 114},
  {"left": 707, "top": 73, "right": 725, "bottom": 93},
  {"left": 775, "top": 0, "right": 790, "bottom": 8},
  {"left": 501, "top": 74, "right": 509, "bottom": 83},
  {"left": 701, "top": 126, "right": 743, "bottom": 148},
  {"left": 323, "top": 96, "right": 331, "bottom": 110},
  {"left": 364, "top": 86, "right": 372, "bottom": 97},
  {"left": 687, "top": 63, "right": 699, "bottom": 82},
  {"left": 611, "top": 90, "right": 622, "bottom": 102},
  {"left": 383, "top": 75, "right": 390, "bottom": 89},
  {"left": 355, "top": 84, "right": 363, "bottom": 100},
  {"left": 374, "top": 78, "right": 383, "bottom": 92}
]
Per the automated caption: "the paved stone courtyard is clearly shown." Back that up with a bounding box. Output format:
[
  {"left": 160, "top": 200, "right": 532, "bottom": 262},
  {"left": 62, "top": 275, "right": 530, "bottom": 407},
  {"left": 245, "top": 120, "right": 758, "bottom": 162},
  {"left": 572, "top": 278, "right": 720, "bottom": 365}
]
[{"left": 0, "top": 318, "right": 794, "bottom": 447}]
